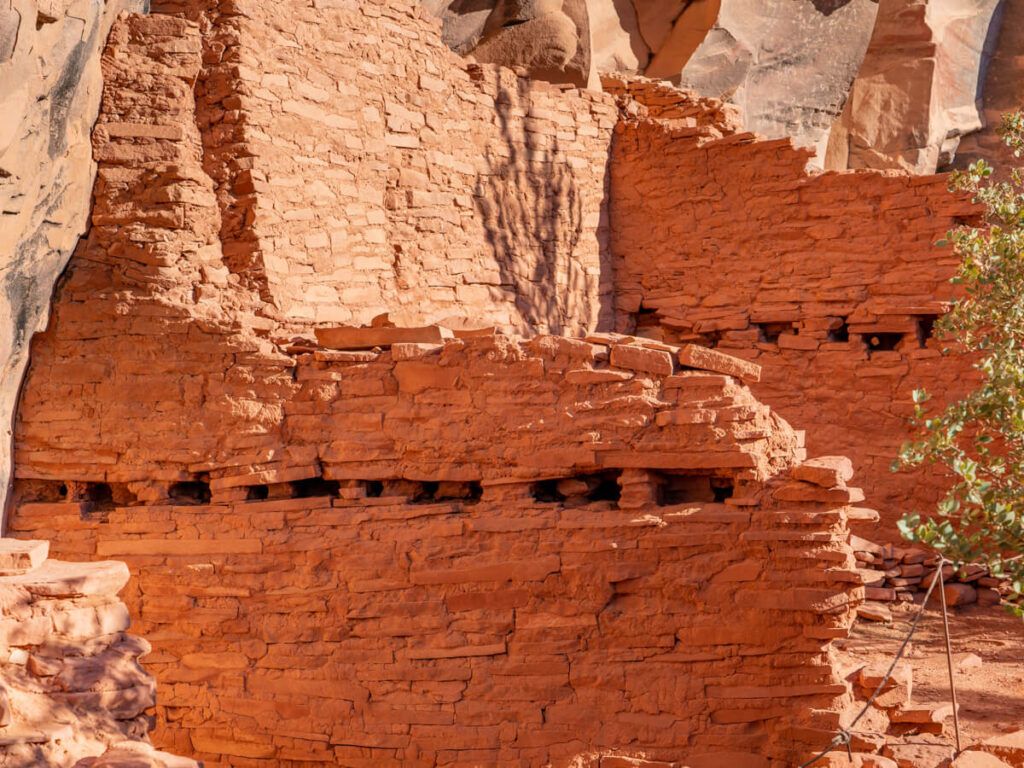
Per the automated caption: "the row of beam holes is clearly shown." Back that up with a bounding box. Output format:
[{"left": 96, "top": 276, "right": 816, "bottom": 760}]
[
  {"left": 245, "top": 479, "right": 482, "bottom": 505},
  {"left": 755, "top": 316, "right": 938, "bottom": 353},
  {"left": 530, "top": 471, "right": 734, "bottom": 507},
  {"left": 864, "top": 316, "right": 938, "bottom": 355}
]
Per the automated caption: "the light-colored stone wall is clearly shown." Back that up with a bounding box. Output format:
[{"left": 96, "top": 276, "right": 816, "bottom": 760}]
[{"left": 163, "top": 0, "right": 618, "bottom": 334}]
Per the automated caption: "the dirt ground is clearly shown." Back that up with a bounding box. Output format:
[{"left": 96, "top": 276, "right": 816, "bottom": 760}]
[{"left": 839, "top": 602, "right": 1024, "bottom": 748}]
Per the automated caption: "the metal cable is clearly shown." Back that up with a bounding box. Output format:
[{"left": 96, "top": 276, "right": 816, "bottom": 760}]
[{"left": 797, "top": 558, "right": 948, "bottom": 768}]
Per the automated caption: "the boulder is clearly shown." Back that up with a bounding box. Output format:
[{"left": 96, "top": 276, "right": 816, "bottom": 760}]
[
  {"left": 673, "top": 0, "right": 879, "bottom": 163},
  {"left": 826, "top": 0, "right": 1004, "bottom": 173},
  {"left": 943, "top": 582, "right": 978, "bottom": 606},
  {"left": 430, "top": 0, "right": 596, "bottom": 86}
]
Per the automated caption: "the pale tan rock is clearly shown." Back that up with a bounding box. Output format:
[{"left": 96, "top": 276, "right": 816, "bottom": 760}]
[
  {"left": 826, "top": 0, "right": 1003, "bottom": 173},
  {"left": 856, "top": 602, "right": 893, "bottom": 623},
  {"left": 951, "top": 752, "right": 1014, "bottom": 768},
  {"left": 674, "top": 0, "right": 879, "bottom": 163},
  {"left": 432, "top": 0, "right": 596, "bottom": 86},
  {"left": 0, "top": 0, "right": 142, "bottom": 515},
  {"left": 588, "top": 0, "right": 649, "bottom": 72}
]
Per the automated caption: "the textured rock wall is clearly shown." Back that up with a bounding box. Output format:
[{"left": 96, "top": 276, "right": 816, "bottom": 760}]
[
  {"left": 952, "top": 0, "right": 1024, "bottom": 170},
  {"left": 825, "top": 0, "right": 1005, "bottom": 173},
  {"left": 161, "top": 0, "right": 617, "bottom": 333},
  {"left": 428, "top": 1, "right": 1024, "bottom": 174},
  {"left": 10, "top": 468, "right": 864, "bottom": 766},
  {"left": 0, "top": 538, "right": 195, "bottom": 768},
  {"left": 673, "top": 0, "right": 879, "bottom": 164},
  {"left": 0, "top": 0, "right": 143, "bottom": 521},
  {"left": 4, "top": 17, "right": 869, "bottom": 761},
  {"left": 611, "top": 117, "right": 979, "bottom": 541}
]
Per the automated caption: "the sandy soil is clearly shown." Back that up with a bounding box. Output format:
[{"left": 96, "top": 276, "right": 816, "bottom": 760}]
[{"left": 839, "top": 602, "right": 1024, "bottom": 748}]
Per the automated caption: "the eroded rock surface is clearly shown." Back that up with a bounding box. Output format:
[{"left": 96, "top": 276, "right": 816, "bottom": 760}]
[
  {"left": 0, "top": 0, "right": 143, "bottom": 514},
  {"left": 425, "top": 0, "right": 1022, "bottom": 171},
  {"left": 0, "top": 539, "right": 195, "bottom": 767},
  {"left": 432, "top": 0, "right": 595, "bottom": 86},
  {"left": 674, "top": 0, "right": 879, "bottom": 162},
  {"left": 826, "top": 0, "right": 1005, "bottom": 173}
]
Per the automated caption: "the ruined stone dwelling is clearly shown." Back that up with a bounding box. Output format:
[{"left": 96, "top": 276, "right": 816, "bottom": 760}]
[{"left": 1, "top": 0, "right": 1023, "bottom": 766}]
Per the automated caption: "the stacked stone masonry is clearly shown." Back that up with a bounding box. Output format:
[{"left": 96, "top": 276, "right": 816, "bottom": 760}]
[
  {"left": 154, "top": 0, "right": 618, "bottom": 334},
  {"left": 3, "top": 0, "right": 998, "bottom": 765},
  {"left": 0, "top": 538, "right": 195, "bottom": 768},
  {"left": 611, "top": 117, "right": 980, "bottom": 539},
  {"left": 12, "top": 478, "right": 865, "bottom": 767}
]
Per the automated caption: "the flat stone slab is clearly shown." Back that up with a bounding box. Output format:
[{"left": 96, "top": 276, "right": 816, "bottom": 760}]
[
  {"left": 0, "top": 538, "right": 49, "bottom": 575},
  {"left": 315, "top": 324, "right": 453, "bottom": 349},
  {"left": 678, "top": 344, "right": 761, "bottom": 382},
  {"left": 0, "top": 558, "right": 130, "bottom": 597}
]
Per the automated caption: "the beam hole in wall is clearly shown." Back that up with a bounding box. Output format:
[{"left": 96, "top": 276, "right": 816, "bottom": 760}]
[
  {"left": 35, "top": 11, "right": 57, "bottom": 29},
  {"left": 169, "top": 481, "right": 211, "bottom": 505},
  {"left": 13, "top": 479, "right": 69, "bottom": 503},
  {"left": 374, "top": 479, "right": 484, "bottom": 505},
  {"left": 756, "top": 322, "right": 795, "bottom": 344},
  {"left": 697, "top": 331, "right": 723, "bottom": 349},
  {"left": 863, "top": 332, "right": 902, "bottom": 354},
  {"left": 655, "top": 472, "right": 734, "bottom": 505},
  {"left": 85, "top": 482, "right": 136, "bottom": 512},
  {"left": 532, "top": 471, "right": 622, "bottom": 506},
  {"left": 291, "top": 477, "right": 341, "bottom": 499},
  {"left": 633, "top": 306, "right": 660, "bottom": 336},
  {"left": 916, "top": 315, "right": 939, "bottom": 348},
  {"left": 247, "top": 484, "right": 269, "bottom": 501},
  {"left": 827, "top": 318, "right": 850, "bottom": 343}
]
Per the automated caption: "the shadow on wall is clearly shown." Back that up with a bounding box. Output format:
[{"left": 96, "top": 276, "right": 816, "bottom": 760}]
[{"left": 473, "top": 74, "right": 613, "bottom": 334}]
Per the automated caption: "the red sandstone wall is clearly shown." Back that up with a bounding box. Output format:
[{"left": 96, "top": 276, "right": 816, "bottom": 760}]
[
  {"left": 610, "top": 120, "right": 978, "bottom": 539},
  {"left": 10, "top": 490, "right": 860, "bottom": 767},
  {"left": 8, "top": 9, "right": 870, "bottom": 766},
  {"left": 161, "top": 0, "right": 618, "bottom": 334}
]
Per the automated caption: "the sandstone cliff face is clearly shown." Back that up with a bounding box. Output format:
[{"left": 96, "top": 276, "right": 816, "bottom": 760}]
[
  {"left": 426, "top": 0, "right": 1019, "bottom": 172},
  {"left": 826, "top": 0, "right": 1005, "bottom": 173},
  {"left": 0, "top": 0, "right": 143, "bottom": 518}
]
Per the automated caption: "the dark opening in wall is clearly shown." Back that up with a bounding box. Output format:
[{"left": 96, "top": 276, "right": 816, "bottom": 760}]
[
  {"left": 827, "top": 318, "right": 850, "bottom": 343},
  {"left": 756, "top": 322, "right": 795, "bottom": 344},
  {"left": 412, "top": 481, "right": 439, "bottom": 503},
  {"left": 633, "top": 306, "right": 660, "bottom": 332},
  {"left": 84, "top": 482, "right": 137, "bottom": 512},
  {"left": 291, "top": 477, "right": 341, "bottom": 499},
  {"left": 406, "top": 480, "right": 483, "bottom": 504},
  {"left": 916, "top": 315, "right": 939, "bottom": 348},
  {"left": 532, "top": 471, "right": 622, "bottom": 506},
  {"left": 697, "top": 331, "right": 723, "bottom": 349},
  {"left": 656, "top": 472, "right": 734, "bottom": 506},
  {"left": 247, "top": 484, "right": 269, "bottom": 501},
  {"left": 532, "top": 479, "right": 563, "bottom": 504},
  {"left": 13, "top": 479, "right": 68, "bottom": 503},
  {"left": 863, "top": 332, "right": 903, "bottom": 353},
  {"left": 365, "top": 480, "right": 384, "bottom": 498},
  {"left": 169, "top": 481, "right": 211, "bottom": 505}
]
